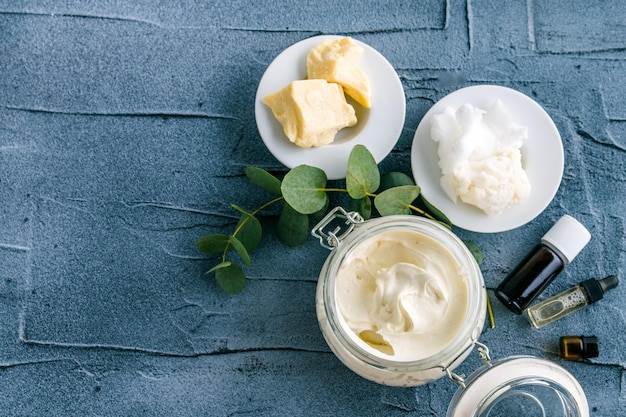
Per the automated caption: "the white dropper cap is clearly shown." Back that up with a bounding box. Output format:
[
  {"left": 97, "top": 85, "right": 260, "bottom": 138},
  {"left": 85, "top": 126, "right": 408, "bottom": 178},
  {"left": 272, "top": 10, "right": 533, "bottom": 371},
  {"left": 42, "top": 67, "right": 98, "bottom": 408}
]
[{"left": 541, "top": 215, "right": 591, "bottom": 264}]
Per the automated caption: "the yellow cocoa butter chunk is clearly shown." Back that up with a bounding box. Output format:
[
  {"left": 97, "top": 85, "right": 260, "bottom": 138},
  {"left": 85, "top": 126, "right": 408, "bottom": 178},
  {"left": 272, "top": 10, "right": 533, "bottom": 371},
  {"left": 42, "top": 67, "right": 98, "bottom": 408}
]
[
  {"left": 307, "top": 37, "right": 371, "bottom": 108},
  {"left": 263, "top": 79, "right": 357, "bottom": 148}
]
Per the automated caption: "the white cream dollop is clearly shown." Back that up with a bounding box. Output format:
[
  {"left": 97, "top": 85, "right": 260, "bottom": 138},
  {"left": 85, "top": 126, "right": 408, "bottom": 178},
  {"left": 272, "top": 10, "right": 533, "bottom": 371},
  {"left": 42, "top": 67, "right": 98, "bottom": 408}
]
[
  {"left": 373, "top": 262, "right": 448, "bottom": 334},
  {"left": 430, "top": 100, "right": 531, "bottom": 215},
  {"left": 336, "top": 230, "right": 468, "bottom": 361}
]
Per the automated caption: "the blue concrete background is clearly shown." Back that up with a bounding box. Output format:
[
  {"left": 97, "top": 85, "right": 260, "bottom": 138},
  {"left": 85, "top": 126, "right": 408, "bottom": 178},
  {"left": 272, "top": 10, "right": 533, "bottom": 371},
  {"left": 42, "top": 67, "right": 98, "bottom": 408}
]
[{"left": 1, "top": 0, "right": 624, "bottom": 415}]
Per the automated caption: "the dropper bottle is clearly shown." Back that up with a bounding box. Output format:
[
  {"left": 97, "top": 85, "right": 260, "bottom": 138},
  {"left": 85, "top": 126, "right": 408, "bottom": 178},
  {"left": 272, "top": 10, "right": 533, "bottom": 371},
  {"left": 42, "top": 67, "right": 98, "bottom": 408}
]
[
  {"left": 527, "top": 275, "right": 619, "bottom": 328},
  {"left": 495, "top": 215, "right": 591, "bottom": 314}
]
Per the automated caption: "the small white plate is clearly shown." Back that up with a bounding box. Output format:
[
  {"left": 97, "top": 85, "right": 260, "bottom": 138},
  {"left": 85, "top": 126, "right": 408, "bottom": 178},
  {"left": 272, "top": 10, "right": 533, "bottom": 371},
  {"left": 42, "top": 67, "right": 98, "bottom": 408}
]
[
  {"left": 411, "top": 85, "right": 563, "bottom": 233},
  {"left": 255, "top": 35, "right": 405, "bottom": 180}
]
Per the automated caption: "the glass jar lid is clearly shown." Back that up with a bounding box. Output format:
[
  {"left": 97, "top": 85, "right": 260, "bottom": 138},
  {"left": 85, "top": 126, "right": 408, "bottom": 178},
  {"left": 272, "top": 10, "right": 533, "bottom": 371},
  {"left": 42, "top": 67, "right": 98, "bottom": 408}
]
[{"left": 446, "top": 355, "right": 588, "bottom": 417}]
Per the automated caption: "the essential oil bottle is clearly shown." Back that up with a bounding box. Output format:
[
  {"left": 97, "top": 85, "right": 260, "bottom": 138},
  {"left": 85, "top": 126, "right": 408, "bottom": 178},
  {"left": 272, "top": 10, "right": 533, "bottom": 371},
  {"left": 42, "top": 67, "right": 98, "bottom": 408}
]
[
  {"left": 527, "top": 275, "right": 619, "bottom": 328},
  {"left": 559, "top": 336, "right": 599, "bottom": 360},
  {"left": 495, "top": 215, "right": 591, "bottom": 315}
]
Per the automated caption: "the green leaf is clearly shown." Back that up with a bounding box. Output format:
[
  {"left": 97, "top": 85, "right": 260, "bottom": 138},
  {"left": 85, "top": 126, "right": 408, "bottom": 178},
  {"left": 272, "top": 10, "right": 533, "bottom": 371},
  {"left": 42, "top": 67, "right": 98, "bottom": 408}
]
[
  {"left": 215, "top": 262, "right": 246, "bottom": 294},
  {"left": 196, "top": 234, "right": 230, "bottom": 254},
  {"left": 206, "top": 260, "right": 232, "bottom": 274},
  {"left": 349, "top": 196, "right": 372, "bottom": 220},
  {"left": 245, "top": 167, "right": 282, "bottom": 196},
  {"left": 420, "top": 195, "right": 452, "bottom": 228},
  {"left": 281, "top": 165, "right": 328, "bottom": 214},
  {"left": 463, "top": 240, "right": 484, "bottom": 265},
  {"left": 346, "top": 144, "right": 380, "bottom": 199},
  {"left": 232, "top": 207, "right": 262, "bottom": 251},
  {"left": 277, "top": 203, "right": 310, "bottom": 247},
  {"left": 309, "top": 198, "right": 330, "bottom": 222},
  {"left": 378, "top": 172, "right": 415, "bottom": 192},
  {"left": 229, "top": 235, "right": 251, "bottom": 266},
  {"left": 374, "top": 185, "right": 421, "bottom": 216}
]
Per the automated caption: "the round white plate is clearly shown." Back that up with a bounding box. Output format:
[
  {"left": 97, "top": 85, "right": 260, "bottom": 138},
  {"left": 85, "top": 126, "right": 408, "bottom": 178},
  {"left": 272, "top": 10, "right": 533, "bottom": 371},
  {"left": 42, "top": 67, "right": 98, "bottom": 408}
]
[
  {"left": 255, "top": 35, "right": 405, "bottom": 180},
  {"left": 411, "top": 85, "right": 563, "bottom": 233}
]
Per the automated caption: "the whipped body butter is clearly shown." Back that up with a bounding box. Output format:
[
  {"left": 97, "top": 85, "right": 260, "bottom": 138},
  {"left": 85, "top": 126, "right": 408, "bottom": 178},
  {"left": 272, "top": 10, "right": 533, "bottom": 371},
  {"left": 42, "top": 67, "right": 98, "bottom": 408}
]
[
  {"left": 336, "top": 230, "right": 469, "bottom": 361},
  {"left": 314, "top": 209, "right": 486, "bottom": 386}
]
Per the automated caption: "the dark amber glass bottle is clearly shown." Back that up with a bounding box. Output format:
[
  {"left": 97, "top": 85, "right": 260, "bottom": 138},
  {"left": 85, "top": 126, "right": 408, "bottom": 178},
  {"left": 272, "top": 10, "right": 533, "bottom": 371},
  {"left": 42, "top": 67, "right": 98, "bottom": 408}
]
[
  {"left": 496, "top": 245, "right": 564, "bottom": 314},
  {"left": 495, "top": 215, "right": 591, "bottom": 315},
  {"left": 559, "top": 336, "right": 599, "bottom": 360}
]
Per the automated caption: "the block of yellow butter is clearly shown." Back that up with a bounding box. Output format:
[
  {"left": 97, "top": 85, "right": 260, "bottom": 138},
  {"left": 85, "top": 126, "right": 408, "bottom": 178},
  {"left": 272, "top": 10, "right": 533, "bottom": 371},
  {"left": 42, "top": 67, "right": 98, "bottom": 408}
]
[
  {"left": 263, "top": 79, "right": 357, "bottom": 148},
  {"left": 307, "top": 37, "right": 371, "bottom": 108}
]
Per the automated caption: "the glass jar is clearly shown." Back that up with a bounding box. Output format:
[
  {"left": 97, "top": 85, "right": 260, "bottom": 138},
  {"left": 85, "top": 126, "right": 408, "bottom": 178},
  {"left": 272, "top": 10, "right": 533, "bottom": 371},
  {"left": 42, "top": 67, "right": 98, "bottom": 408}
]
[
  {"left": 313, "top": 207, "right": 486, "bottom": 386},
  {"left": 313, "top": 208, "right": 589, "bottom": 416}
]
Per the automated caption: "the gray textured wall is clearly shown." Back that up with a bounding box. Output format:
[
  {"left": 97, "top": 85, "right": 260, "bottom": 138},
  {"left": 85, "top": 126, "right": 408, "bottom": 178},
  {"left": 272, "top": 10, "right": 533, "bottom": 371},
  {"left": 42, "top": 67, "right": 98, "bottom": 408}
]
[{"left": 0, "top": 0, "right": 624, "bottom": 415}]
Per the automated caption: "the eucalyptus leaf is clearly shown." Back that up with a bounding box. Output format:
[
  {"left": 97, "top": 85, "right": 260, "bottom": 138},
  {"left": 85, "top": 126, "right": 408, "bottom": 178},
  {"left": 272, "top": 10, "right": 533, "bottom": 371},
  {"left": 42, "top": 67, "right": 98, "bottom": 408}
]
[
  {"left": 199, "top": 145, "right": 468, "bottom": 296},
  {"left": 374, "top": 185, "right": 421, "bottom": 216},
  {"left": 215, "top": 262, "right": 246, "bottom": 294},
  {"left": 463, "top": 240, "right": 484, "bottom": 265},
  {"left": 229, "top": 235, "right": 251, "bottom": 266},
  {"left": 350, "top": 196, "right": 372, "bottom": 220},
  {"left": 420, "top": 195, "right": 452, "bottom": 228},
  {"left": 234, "top": 211, "right": 262, "bottom": 251},
  {"left": 196, "top": 234, "right": 230, "bottom": 254},
  {"left": 378, "top": 171, "right": 415, "bottom": 192},
  {"left": 309, "top": 198, "right": 330, "bottom": 222},
  {"left": 346, "top": 144, "right": 380, "bottom": 199},
  {"left": 245, "top": 166, "right": 282, "bottom": 196},
  {"left": 278, "top": 203, "right": 310, "bottom": 247},
  {"left": 207, "top": 260, "right": 232, "bottom": 274},
  {"left": 281, "top": 165, "right": 328, "bottom": 214}
]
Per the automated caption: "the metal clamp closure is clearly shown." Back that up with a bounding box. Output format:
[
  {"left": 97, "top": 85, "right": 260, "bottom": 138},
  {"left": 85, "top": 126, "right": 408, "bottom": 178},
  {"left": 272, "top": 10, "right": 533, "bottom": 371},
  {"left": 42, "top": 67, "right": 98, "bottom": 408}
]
[
  {"left": 443, "top": 341, "right": 492, "bottom": 389},
  {"left": 311, "top": 207, "right": 364, "bottom": 250}
]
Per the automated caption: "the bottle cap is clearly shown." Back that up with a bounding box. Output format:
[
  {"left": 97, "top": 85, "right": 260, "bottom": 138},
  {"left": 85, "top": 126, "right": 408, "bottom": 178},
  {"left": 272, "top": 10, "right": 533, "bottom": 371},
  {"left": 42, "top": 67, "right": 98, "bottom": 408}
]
[
  {"left": 580, "top": 336, "right": 599, "bottom": 358},
  {"left": 541, "top": 215, "right": 591, "bottom": 264},
  {"left": 580, "top": 275, "right": 619, "bottom": 303}
]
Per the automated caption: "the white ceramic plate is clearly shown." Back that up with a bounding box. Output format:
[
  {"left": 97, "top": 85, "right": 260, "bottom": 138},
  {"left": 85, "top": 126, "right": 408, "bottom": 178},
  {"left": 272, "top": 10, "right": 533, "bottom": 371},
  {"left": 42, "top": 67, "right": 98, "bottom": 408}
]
[
  {"left": 255, "top": 35, "right": 405, "bottom": 180},
  {"left": 411, "top": 85, "right": 563, "bottom": 233}
]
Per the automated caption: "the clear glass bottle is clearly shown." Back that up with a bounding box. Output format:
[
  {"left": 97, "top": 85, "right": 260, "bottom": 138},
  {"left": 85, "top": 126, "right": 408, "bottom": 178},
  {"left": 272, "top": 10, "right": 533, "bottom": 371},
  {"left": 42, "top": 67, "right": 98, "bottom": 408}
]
[
  {"left": 527, "top": 275, "right": 619, "bottom": 328},
  {"left": 495, "top": 215, "right": 591, "bottom": 314}
]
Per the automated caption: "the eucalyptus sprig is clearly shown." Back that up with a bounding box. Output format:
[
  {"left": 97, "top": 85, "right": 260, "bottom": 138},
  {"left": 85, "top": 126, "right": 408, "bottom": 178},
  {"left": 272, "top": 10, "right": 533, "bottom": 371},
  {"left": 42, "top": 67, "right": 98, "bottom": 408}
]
[{"left": 197, "top": 144, "right": 480, "bottom": 294}]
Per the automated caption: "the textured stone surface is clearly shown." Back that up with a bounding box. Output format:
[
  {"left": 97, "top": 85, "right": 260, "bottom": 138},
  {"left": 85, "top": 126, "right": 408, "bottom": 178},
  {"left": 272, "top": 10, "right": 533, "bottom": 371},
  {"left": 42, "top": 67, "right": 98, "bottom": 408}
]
[{"left": 0, "top": 0, "right": 624, "bottom": 415}]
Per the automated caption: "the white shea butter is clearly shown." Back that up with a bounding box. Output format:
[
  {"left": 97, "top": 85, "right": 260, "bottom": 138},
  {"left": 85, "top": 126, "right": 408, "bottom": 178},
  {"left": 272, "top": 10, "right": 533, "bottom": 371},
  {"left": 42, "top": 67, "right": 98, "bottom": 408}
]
[
  {"left": 335, "top": 230, "right": 469, "bottom": 361},
  {"left": 430, "top": 100, "right": 531, "bottom": 215}
]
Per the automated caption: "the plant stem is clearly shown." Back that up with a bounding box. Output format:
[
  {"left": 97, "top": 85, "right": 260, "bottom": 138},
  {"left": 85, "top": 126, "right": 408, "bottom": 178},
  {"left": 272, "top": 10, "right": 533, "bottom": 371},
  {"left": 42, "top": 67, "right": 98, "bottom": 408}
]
[
  {"left": 322, "top": 187, "right": 349, "bottom": 193},
  {"left": 408, "top": 204, "right": 436, "bottom": 221},
  {"left": 408, "top": 204, "right": 451, "bottom": 228},
  {"left": 222, "top": 196, "right": 285, "bottom": 262},
  {"left": 251, "top": 196, "right": 284, "bottom": 217},
  {"left": 320, "top": 188, "right": 443, "bottom": 225}
]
